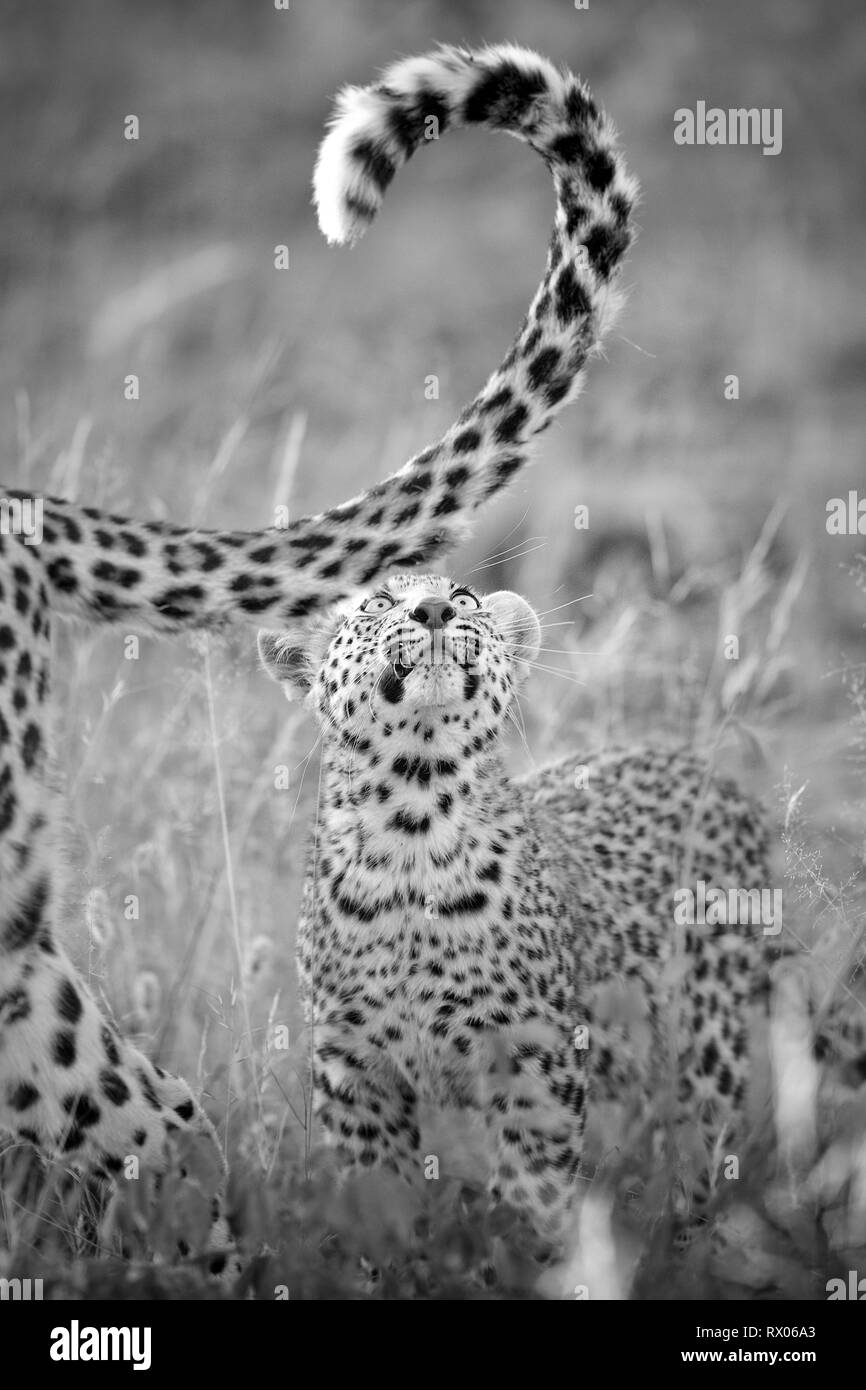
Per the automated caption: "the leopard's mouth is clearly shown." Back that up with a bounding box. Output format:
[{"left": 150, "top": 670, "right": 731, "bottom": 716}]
[
  {"left": 375, "top": 651, "right": 466, "bottom": 711},
  {"left": 384, "top": 633, "right": 478, "bottom": 674},
  {"left": 391, "top": 652, "right": 465, "bottom": 681}
]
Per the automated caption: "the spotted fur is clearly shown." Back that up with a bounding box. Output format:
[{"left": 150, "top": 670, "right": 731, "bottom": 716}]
[
  {"left": 0, "top": 45, "right": 635, "bottom": 1258},
  {"left": 259, "top": 574, "right": 786, "bottom": 1240}
]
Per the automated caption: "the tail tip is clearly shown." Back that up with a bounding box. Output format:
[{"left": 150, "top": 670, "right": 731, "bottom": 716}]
[
  {"left": 313, "top": 86, "right": 383, "bottom": 247},
  {"left": 313, "top": 147, "right": 368, "bottom": 247}
]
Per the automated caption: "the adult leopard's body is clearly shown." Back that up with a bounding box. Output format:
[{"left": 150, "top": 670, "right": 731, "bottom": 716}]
[{"left": 0, "top": 43, "right": 636, "bottom": 1257}]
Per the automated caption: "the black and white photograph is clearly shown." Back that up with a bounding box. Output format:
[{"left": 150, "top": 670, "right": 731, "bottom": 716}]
[{"left": 0, "top": 0, "right": 864, "bottom": 1334}]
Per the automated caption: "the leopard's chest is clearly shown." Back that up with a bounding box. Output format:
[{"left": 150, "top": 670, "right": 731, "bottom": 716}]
[
  {"left": 300, "top": 865, "right": 573, "bottom": 1031},
  {"left": 298, "top": 779, "right": 577, "bottom": 1095}
]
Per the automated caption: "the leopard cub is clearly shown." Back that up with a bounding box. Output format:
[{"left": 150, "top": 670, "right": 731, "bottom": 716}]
[{"left": 259, "top": 571, "right": 772, "bottom": 1238}]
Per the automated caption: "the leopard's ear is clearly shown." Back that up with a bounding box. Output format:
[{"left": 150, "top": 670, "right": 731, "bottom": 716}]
[
  {"left": 483, "top": 591, "right": 541, "bottom": 678},
  {"left": 257, "top": 630, "right": 313, "bottom": 700},
  {"left": 257, "top": 603, "right": 351, "bottom": 702}
]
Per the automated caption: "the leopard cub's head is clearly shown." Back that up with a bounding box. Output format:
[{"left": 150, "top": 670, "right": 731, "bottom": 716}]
[{"left": 257, "top": 573, "right": 540, "bottom": 744}]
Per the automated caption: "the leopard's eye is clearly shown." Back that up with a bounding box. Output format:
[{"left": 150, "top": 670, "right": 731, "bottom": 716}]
[
  {"left": 360, "top": 593, "right": 395, "bottom": 615},
  {"left": 450, "top": 588, "right": 480, "bottom": 611}
]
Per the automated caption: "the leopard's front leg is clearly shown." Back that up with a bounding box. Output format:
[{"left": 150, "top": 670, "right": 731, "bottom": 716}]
[
  {"left": 486, "top": 1029, "right": 588, "bottom": 1247},
  {"left": 312, "top": 1018, "right": 422, "bottom": 1184}
]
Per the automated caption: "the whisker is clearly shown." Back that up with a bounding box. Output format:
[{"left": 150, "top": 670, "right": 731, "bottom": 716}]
[
  {"left": 507, "top": 697, "right": 535, "bottom": 768},
  {"left": 290, "top": 730, "right": 323, "bottom": 777},
  {"left": 465, "top": 539, "right": 548, "bottom": 574},
  {"left": 495, "top": 618, "right": 575, "bottom": 633},
  {"left": 467, "top": 536, "right": 547, "bottom": 569},
  {"left": 468, "top": 509, "right": 532, "bottom": 568},
  {"left": 367, "top": 664, "right": 392, "bottom": 727},
  {"left": 521, "top": 661, "right": 587, "bottom": 688},
  {"left": 288, "top": 730, "right": 324, "bottom": 828},
  {"left": 535, "top": 594, "right": 594, "bottom": 617},
  {"left": 508, "top": 643, "right": 602, "bottom": 656},
  {"left": 468, "top": 534, "right": 547, "bottom": 566}
]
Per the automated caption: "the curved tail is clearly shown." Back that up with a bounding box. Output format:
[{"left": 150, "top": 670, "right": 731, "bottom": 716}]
[
  {"left": 314, "top": 42, "right": 638, "bottom": 496},
  {"left": 2, "top": 45, "right": 636, "bottom": 633}
]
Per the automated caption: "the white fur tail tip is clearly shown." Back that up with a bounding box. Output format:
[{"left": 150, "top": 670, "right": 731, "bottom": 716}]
[{"left": 313, "top": 86, "right": 387, "bottom": 246}]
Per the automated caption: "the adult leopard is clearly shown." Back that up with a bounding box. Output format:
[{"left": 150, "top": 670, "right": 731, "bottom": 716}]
[{"left": 0, "top": 43, "right": 637, "bottom": 1254}]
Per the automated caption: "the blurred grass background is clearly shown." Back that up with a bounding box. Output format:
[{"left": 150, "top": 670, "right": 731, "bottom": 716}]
[{"left": 1, "top": 0, "right": 865, "bottom": 1296}]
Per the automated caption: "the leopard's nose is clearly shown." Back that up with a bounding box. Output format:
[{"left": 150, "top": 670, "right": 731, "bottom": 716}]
[{"left": 410, "top": 599, "right": 456, "bottom": 631}]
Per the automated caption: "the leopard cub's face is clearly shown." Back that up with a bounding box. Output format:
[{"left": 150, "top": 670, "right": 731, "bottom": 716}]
[{"left": 258, "top": 573, "right": 540, "bottom": 742}]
